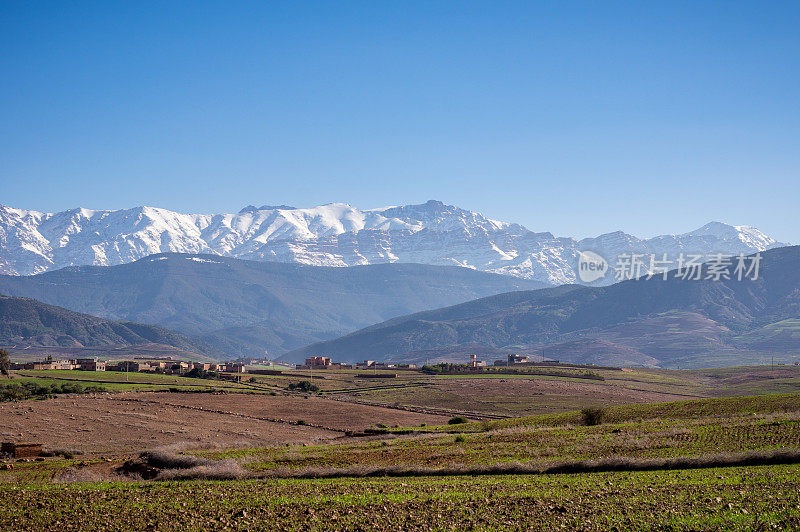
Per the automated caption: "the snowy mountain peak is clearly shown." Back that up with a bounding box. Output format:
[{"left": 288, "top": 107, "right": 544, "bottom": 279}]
[{"left": 0, "top": 202, "right": 786, "bottom": 284}]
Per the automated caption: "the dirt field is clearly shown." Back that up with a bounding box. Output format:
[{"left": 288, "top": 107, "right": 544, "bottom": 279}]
[
  {"left": 142, "top": 392, "right": 450, "bottom": 430},
  {"left": 341, "top": 376, "right": 702, "bottom": 416},
  {"left": 0, "top": 392, "right": 450, "bottom": 456}
]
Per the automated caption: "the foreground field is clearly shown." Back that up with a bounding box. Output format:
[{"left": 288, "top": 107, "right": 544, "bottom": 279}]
[
  {"left": 2, "top": 368, "right": 800, "bottom": 530},
  {"left": 2, "top": 465, "right": 799, "bottom": 530}
]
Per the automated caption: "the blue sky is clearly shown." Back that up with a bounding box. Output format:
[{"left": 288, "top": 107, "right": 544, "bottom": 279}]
[{"left": 2, "top": 1, "right": 798, "bottom": 242}]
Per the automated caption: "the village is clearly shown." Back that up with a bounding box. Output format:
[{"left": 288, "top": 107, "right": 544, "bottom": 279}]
[
  {"left": 8, "top": 352, "right": 562, "bottom": 377},
  {"left": 9, "top": 356, "right": 247, "bottom": 374}
]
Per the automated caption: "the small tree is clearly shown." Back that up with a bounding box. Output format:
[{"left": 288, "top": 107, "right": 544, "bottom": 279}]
[{"left": 0, "top": 348, "right": 10, "bottom": 378}]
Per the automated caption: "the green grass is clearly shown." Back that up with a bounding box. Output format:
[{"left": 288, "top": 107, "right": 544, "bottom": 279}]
[
  {"left": 11, "top": 370, "right": 258, "bottom": 393},
  {"left": 464, "top": 392, "right": 800, "bottom": 432},
  {"left": 1, "top": 465, "right": 798, "bottom": 530}
]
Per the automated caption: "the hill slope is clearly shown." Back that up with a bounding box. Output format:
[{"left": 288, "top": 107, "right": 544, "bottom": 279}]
[
  {"left": 0, "top": 254, "right": 545, "bottom": 357},
  {"left": 0, "top": 294, "right": 210, "bottom": 356},
  {"left": 0, "top": 201, "right": 783, "bottom": 284},
  {"left": 285, "top": 246, "right": 800, "bottom": 367}
]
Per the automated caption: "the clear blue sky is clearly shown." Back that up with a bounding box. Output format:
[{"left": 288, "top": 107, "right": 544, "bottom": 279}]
[{"left": 2, "top": 1, "right": 798, "bottom": 242}]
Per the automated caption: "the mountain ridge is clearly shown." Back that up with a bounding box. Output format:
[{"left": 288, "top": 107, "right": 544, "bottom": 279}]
[
  {"left": 283, "top": 246, "right": 800, "bottom": 368},
  {"left": 0, "top": 253, "right": 546, "bottom": 357},
  {"left": 0, "top": 201, "right": 785, "bottom": 284}
]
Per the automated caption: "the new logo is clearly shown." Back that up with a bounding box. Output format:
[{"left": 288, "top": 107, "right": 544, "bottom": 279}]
[{"left": 577, "top": 250, "right": 608, "bottom": 283}]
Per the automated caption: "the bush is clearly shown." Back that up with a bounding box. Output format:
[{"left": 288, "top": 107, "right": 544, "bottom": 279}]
[
  {"left": 42, "top": 449, "right": 80, "bottom": 459},
  {"left": 0, "top": 381, "right": 107, "bottom": 402},
  {"left": 454, "top": 435, "right": 465, "bottom": 443},
  {"left": 448, "top": 416, "right": 468, "bottom": 425},
  {"left": 296, "top": 419, "right": 307, "bottom": 426},
  {"left": 581, "top": 407, "right": 606, "bottom": 426},
  {"left": 184, "top": 368, "right": 220, "bottom": 380},
  {"left": 288, "top": 381, "right": 320, "bottom": 393}
]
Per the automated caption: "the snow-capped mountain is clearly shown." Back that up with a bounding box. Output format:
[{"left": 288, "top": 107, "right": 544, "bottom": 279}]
[{"left": 0, "top": 200, "right": 786, "bottom": 284}]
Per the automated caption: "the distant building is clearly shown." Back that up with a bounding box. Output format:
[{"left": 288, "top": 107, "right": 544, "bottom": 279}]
[
  {"left": 468, "top": 354, "right": 486, "bottom": 368},
  {"left": 26, "top": 359, "right": 75, "bottom": 370},
  {"left": 508, "top": 354, "right": 529, "bottom": 364},
  {"left": 1, "top": 442, "right": 42, "bottom": 458},
  {"left": 218, "top": 363, "right": 244, "bottom": 373},
  {"left": 305, "top": 357, "right": 332, "bottom": 368},
  {"left": 75, "top": 358, "right": 105, "bottom": 371}
]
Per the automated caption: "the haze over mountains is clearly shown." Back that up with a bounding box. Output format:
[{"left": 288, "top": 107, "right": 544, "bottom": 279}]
[
  {"left": 287, "top": 246, "right": 800, "bottom": 368},
  {"left": 0, "top": 293, "right": 209, "bottom": 357},
  {"left": 0, "top": 254, "right": 544, "bottom": 358},
  {"left": 0, "top": 201, "right": 784, "bottom": 285}
]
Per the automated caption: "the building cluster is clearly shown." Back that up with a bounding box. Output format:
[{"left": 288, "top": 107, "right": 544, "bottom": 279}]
[
  {"left": 11, "top": 357, "right": 244, "bottom": 374},
  {"left": 11, "top": 358, "right": 107, "bottom": 371},
  {"left": 491, "top": 354, "right": 549, "bottom": 366},
  {"left": 296, "top": 356, "right": 417, "bottom": 370}
]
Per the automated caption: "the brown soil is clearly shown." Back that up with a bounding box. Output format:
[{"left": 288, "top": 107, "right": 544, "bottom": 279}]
[
  {"left": 0, "top": 392, "right": 450, "bottom": 456},
  {"left": 131, "top": 392, "right": 451, "bottom": 430},
  {"left": 437, "top": 377, "right": 694, "bottom": 404},
  {"left": 363, "top": 377, "right": 702, "bottom": 416}
]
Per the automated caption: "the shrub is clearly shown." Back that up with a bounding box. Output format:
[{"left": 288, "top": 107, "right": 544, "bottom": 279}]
[
  {"left": 184, "top": 367, "right": 220, "bottom": 380},
  {"left": 454, "top": 435, "right": 465, "bottom": 443},
  {"left": 448, "top": 416, "right": 468, "bottom": 425},
  {"left": 581, "top": 407, "right": 606, "bottom": 426},
  {"left": 0, "top": 381, "right": 106, "bottom": 402},
  {"left": 288, "top": 380, "right": 320, "bottom": 393},
  {"left": 296, "top": 419, "right": 307, "bottom": 426}
]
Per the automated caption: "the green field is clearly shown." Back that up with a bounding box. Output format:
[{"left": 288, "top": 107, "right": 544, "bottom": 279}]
[
  {"left": 2, "top": 466, "right": 799, "bottom": 530},
  {"left": 10, "top": 370, "right": 262, "bottom": 393},
  {"left": 192, "top": 393, "right": 800, "bottom": 473}
]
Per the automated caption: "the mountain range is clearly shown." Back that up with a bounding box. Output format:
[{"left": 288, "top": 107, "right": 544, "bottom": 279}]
[
  {"left": 0, "top": 201, "right": 784, "bottom": 285},
  {"left": 0, "top": 253, "right": 544, "bottom": 358},
  {"left": 285, "top": 246, "right": 800, "bottom": 368}
]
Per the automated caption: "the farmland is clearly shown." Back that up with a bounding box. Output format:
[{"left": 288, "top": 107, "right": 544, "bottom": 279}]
[
  {"left": 1, "top": 365, "right": 800, "bottom": 529},
  {"left": 3, "top": 465, "right": 800, "bottom": 530}
]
